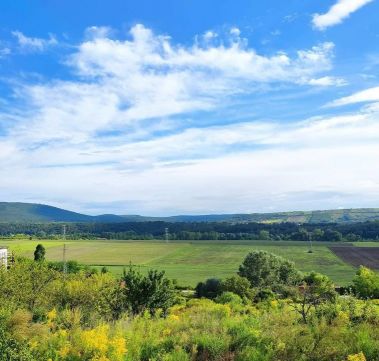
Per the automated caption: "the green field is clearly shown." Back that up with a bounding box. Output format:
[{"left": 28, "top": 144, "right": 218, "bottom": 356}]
[{"left": 0, "top": 239, "right": 363, "bottom": 286}]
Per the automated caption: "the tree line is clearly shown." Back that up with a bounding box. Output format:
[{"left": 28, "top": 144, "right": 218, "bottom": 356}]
[{"left": 1, "top": 219, "right": 379, "bottom": 241}]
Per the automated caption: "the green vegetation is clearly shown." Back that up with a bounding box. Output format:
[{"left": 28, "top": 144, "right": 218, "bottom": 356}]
[
  {"left": 0, "top": 246, "right": 378, "bottom": 361},
  {"left": 3, "top": 216, "right": 379, "bottom": 243},
  {"left": 0, "top": 239, "right": 361, "bottom": 286},
  {"left": 33, "top": 243, "right": 46, "bottom": 262},
  {"left": 238, "top": 251, "right": 301, "bottom": 287},
  {"left": 353, "top": 267, "right": 379, "bottom": 299}
]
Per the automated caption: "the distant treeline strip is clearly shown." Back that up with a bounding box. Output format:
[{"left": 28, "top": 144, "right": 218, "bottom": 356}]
[{"left": 1, "top": 220, "right": 379, "bottom": 241}]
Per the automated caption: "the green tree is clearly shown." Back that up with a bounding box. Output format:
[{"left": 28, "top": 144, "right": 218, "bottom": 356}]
[
  {"left": 312, "top": 228, "right": 325, "bottom": 242},
  {"left": 353, "top": 266, "right": 379, "bottom": 299},
  {"left": 221, "top": 275, "right": 255, "bottom": 300},
  {"left": 0, "top": 259, "right": 58, "bottom": 312},
  {"left": 258, "top": 230, "right": 270, "bottom": 240},
  {"left": 290, "top": 272, "right": 336, "bottom": 323},
  {"left": 195, "top": 278, "right": 223, "bottom": 299},
  {"left": 33, "top": 244, "right": 46, "bottom": 262},
  {"left": 121, "top": 267, "right": 176, "bottom": 316},
  {"left": 238, "top": 251, "right": 301, "bottom": 289},
  {"left": 322, "top": 229, "right": 343, "bottom": 242}
]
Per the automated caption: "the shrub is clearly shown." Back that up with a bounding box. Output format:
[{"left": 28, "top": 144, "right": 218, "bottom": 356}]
[
  {"left": 353, "top": 267, "right": 379, "bottom": 299},
  {"left": 222, "top": 275, "right": 255, "bottom": 300},
  {"left": 195, "top": 278, "right": 223, "bottom": 299},
  {"left": 122, "top": 267, "right": 176, "bottom": 316}
]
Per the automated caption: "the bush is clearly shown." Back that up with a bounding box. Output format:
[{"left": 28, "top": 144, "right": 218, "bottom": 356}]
[
  {"left": 195, "top": 278, "right": 222, "bottom": 299},
  {"left": 0, "top": 328, "right": 34, "bottom": 361},
  {"left": 353, "top": 267, "right": 379, "bottom": 299},
  {"left": 222, "top": 275, "right": 255, "bottom": 300},
  {"left": 122, "top": 267, "right": 176, "bottom": 316}
]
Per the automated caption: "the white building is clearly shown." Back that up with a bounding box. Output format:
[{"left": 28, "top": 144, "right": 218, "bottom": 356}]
[{"left": 0, "top": 247, "right": 7, "bottom": 269}]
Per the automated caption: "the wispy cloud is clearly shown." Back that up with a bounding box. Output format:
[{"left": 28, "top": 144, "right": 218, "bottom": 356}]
[
  {"left": 308, "top": 76, "right": 347, "bottom": 87},
  {"left": 0, "top": 47, "right": 10, "bottom": 58},
  {"left": 1, "top": 24, "right": 376, "bottom": 214},
  {"left": 12, "top": 31, "right": 57, "bottom": 51},
  {"left": 7, "top": 25, "right": 338, "bottom": 145},
  {"left": 312, "top": 0, "right": 374, "bottom": 30},
  {"left": 328, "top": 86, "right": 379, "bottom": 106}
]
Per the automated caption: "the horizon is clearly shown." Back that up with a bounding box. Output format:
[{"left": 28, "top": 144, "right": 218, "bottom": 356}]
[
  {"left": 1, "top": 201, "right": 379, "bottom": 218},
  {"left": 1, "top": 1, "right": 379, "bottom": 215}
]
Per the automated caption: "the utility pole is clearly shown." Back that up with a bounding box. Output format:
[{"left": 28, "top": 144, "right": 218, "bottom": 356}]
[
  {"left": 308, "top": 231, "right": 313, "bottom": 253},
  {"left": 165, "top": 227, "right": 169, "bottom": 243},
  {"left": 62, "top": 225, "right": 67, "bottom": 275}
]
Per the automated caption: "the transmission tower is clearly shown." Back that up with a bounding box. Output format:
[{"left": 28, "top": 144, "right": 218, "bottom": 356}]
[{"left": 165, "top": 227, "right": 169, "bottom": 243}]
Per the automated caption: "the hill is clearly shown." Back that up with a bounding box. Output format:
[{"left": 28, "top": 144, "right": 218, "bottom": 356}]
[
  {"left": 1, "top": 202, "right": 379, "bottom": 224},
  {"left": 122, "top": 208, "right": 379, "bottom": 224},
  {"left": 0, "top": 202, "right": 125, "bottom": 223}
]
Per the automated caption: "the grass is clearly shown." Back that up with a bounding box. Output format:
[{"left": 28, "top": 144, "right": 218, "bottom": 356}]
[{"left": 0, "top": 239, "right": 360, "bottom": 286}]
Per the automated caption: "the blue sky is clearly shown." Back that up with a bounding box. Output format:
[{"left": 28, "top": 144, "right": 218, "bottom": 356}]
[{"left": 0, "top": 0, "right": 379, "bottom": 215}]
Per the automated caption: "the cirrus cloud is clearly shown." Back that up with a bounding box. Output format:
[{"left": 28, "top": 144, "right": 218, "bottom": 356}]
[{"left": 312, "top": 0, "right": 374, "bottom": 30}]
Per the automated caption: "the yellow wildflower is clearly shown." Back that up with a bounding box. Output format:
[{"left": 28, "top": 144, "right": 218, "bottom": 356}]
[
  {"left": 168, "top": 314, "right": 180, "bottom": 322},
  {"left": 110, "top": 337, "right": 127, "bottom": 359},
  {"left": 346, "top": 352, "right": 366, "bottom": 361},
  {"left": 47, "top": 308, "right": 57, "bottom": 321}
]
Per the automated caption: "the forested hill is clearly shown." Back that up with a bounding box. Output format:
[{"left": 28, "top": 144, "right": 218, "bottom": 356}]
[
  {"left": 0, "top": 202, "right": 124, "bottom": 223},
  {"left": 1, "top": 202, "right": 379, "bottom": 224}
]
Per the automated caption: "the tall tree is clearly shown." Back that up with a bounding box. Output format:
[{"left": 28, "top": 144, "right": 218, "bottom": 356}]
[
  {"left": 33, "top": 244, "right": 46, "bottom": 262},
  {"left": 238, "top": 251, "right": 301, "bottom": 288}
]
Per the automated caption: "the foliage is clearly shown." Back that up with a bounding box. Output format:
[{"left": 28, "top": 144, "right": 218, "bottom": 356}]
[
  {"left": 238, "top": 251, "right": 301, "bottom": 288},
  {"left": 0, "top": 327, "right": 34, "bottom": 361},
  {"left": 0, "top": 258, "right": 59, "bottom": 311},
  {"left": 2, "top": 217, "right": 379, "bottom": 241},
  {"left": 195, "top": 278, "right": 223, "bottom": 299},
  {"left": 121, "top": 267, "right": 176, "bottom": 316},
  {"left": 47, "top": 260, "right": 82, "bottom": 274},
  {"left": 221, "top": 275, "right": 255, "bottom": 300},
  {"left": 290, "top": 272, "right": 337, "bottom": 323},
  {"left": 353, "top": 266, "right": 379, "bottom": 299},
  {"left": 0, "top": 251, "right": 377, "bottom": 360},
  {"left": 33, "top": 244, "right": 46, "bottom": 262}
]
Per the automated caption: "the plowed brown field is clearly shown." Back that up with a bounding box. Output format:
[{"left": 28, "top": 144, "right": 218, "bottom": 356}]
[{"left": 329, "top": 246, "right": 379, "bottom": 269}]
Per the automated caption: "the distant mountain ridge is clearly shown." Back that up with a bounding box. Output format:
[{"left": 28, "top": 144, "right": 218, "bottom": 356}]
[{"left": 1, "top": 202, "right": 379, "bottom": 224}]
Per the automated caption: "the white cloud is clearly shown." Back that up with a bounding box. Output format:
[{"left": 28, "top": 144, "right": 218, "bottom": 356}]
[
  {"left": 12, "top": 31, "right": 57, "bottom": 51},
  {"left": 84, "top": 26, "right": 113, "bottom": 40},
  {"left": 308, "top": 76, "right": 347, "bottom": 87},
  {"left": 230, "top": 27, "right": 241, "bottom": 37},
  {"left": 312, "top": 0, "right": 374, "bottom": 30},
  {"left": 2, "top": 107, "right": 379, "bottom": 214},
  {"left": 328, "top": 86, "right": 379, "bottom": 106},
  {"left": 0, "top": 47, "right": 10, "bottom": 57},
  {"left": 1, "top": 24, "right": 369, "bottom": 214},
  {"left": 6, "top": 25, "right": 337, "bottom": 145},
  {"left": 203, "top": 30, "right": 217, "bottom": 41}
]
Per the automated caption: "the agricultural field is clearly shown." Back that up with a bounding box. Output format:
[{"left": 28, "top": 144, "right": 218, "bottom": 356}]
[
  {"left": 0, "top": 238, "right": 375, "bottom": 286},
  {"left": 330, "top": 246, "right": 379, "bottom": 269}
]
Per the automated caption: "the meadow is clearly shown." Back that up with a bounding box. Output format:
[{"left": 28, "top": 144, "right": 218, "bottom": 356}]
[{"left": 0, "top": 238, "right": 366, "bottom": 286}]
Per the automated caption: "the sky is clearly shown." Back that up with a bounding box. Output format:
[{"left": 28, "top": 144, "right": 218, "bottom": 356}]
[{"left": 0, "top": 0, "right": 379, "bottom": 216}]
